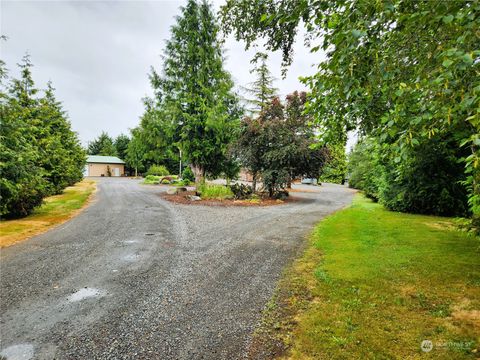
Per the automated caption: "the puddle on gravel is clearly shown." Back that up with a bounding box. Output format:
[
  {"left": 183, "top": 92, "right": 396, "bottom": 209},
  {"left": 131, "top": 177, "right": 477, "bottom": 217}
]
[
  {"left": 123, "top": 240, "right": 140, "bottom": 245},
  {"left": 67, "top": 287, "right": 104, "bottom": 302},
  {"left": 0, "top": 343, "right": 34, "bottom": 360},
  {"left": 123, "top": 254, "right": 140, "bottom": 262}
]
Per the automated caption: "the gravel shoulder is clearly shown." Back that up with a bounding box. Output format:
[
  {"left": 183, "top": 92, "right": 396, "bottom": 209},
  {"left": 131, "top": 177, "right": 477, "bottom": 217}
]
[{"left": 0, "top": 178, "right": 355, "bottom": 360}]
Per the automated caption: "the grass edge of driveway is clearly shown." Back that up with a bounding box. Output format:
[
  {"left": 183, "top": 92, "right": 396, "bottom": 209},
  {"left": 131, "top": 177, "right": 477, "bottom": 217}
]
[
  {"left": 0, "top": 179, "right": 97, "bottom": 248},
  {"left": 247, "top": 194, "right": 479, "bottom": 359}
]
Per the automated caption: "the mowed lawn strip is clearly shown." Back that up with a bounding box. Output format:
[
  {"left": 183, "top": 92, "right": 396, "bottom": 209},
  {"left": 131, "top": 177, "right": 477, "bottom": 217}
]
[
  {"left": 252, "top": 195, "right": 479, "bottom": 359},
  {"left": 0, "top": 180, "right": 96, "bottom": 248}
]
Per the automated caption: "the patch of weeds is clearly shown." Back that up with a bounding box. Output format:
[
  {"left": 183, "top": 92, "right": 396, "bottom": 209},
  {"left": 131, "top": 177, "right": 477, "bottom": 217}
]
[
  {"left": 341, "top": 298, "right": 362, "bottom": 310},
  {"left": 430, "top": 303, "right": 451, "bottom": 318},
  {"left": 313, "top": 267, "right": 331, "bottom": 283},
  {"left": 345, "top": 317, "right": 359, "bottom": 332},
  {"left": 415, "top": 292, "right": 430, "bottom": 310},
  {"left": 331, "top": 335, "right": 349, "bottom": 348},
  {"left": 244, "top": 198, "right": 261, "bottom": 204},
  {"left": 394, "top": 296, "right": 406, "bottom": 306}
]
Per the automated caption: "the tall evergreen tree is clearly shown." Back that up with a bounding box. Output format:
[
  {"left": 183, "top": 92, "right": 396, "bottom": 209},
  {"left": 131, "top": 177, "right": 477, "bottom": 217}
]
[
  {"left": 87, "top": 131, "right": 117, "bottom": 156},
  {"left": 114, "top": 133, "right": 130, "bottom": 161},
  {"left": 134, "top": 100, "right": 179, "bottom": 172},
  {"left": 150, "top": 0, "right": 242, "bottom": 184},
  {"left": 243, "top": 52, "right": 278, "bottom": 114},
  {"left": 0, "top": 56, "right": 47, "bottom": 217},
  {"left": 0, "top": 55, "right": 84, "bottom": 216},
  {"left": 126, "top": 128, "right": 147, "bottom": 177},
  {"left": 38, "top": 82, "right": 85, "bottom": 193}
]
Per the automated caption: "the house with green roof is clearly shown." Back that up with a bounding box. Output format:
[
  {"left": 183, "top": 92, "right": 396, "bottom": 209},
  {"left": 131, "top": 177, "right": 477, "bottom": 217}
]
[{"left": 85, "top": 155, "right": 125, "bottom": 177}]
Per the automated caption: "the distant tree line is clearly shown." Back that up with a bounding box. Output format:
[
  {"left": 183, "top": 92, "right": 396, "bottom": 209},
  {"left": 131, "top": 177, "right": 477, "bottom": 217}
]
[
  {"left": 87, "top": 131, "right": 134, "bottom": 174},
  {"left": 87, "top": 132, "right": 129, "bottom": 160},
  {"left": 0, "top": 55, "right": 85, "bottom": 218}
]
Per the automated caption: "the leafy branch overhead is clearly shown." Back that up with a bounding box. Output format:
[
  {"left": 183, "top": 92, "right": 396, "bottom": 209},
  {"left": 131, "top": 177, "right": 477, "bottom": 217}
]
[{"left": 222, "top": 0, "right": 480, "bottom": 225}]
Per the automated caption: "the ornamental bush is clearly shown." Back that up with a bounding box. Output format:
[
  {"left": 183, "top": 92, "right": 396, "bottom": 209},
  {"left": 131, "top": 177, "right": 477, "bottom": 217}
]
[
  {"left": 146, "top": 165, "right": 169, "bottom": 177},
  {"left": 181, "top": 167, "right": 195, "bottom": 182}
]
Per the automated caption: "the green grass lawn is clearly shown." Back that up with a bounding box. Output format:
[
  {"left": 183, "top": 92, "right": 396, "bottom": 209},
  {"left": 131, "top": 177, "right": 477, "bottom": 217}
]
[
  {"left": 253, "top": 195, "right": 479, "bottom": 359},
  {"left": 0, "top": 180, "right": 96, "bottom": 248}
]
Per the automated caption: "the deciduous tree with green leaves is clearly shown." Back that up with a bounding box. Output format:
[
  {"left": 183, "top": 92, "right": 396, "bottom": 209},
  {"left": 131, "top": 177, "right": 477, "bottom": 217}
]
[
  {"left": 236, "top": 92, "right": 329, "bottom": 197},
  {"left": 222, "top": 0, "right": 480, "bottom": 226}
]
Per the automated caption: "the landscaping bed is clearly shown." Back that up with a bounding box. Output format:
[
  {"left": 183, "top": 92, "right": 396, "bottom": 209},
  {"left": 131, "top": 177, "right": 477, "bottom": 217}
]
[{"left": 160, "top": 190, "right": 291, "bottom": 207}]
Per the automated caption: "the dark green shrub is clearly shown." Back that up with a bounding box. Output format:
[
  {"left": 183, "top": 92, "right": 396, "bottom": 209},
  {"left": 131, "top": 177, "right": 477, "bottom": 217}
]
[
  {"left": 146, "top": 165, "right": 169, "bottom": 176},
  {"left": 229, "top": 183, "right": 253, "bottom": 199},
  {"left": 0, "top": 172, "right": 47, "bottom": 218},
  {"left": 348, "top": 137, "right": 469, "bottom": 217},
  {"left": 176, "top": 179, "right": 191, "bottom": 187},
  {"left": 379, "top": 138, "right": 469, "bottom": 217},
  {"left": 182, "top": 166, "right": 195, "bottom": 182}
]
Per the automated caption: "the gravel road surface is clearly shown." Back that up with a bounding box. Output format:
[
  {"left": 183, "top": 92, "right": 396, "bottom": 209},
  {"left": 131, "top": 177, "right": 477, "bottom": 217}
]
[{"left": 0, "top": 178, "right": 355, "bottom": 359}]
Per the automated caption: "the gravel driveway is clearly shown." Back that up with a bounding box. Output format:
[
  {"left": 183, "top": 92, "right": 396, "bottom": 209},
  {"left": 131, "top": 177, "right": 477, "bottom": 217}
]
[{"left": 0, "top": 178, "right": 355, "bottom": 359}]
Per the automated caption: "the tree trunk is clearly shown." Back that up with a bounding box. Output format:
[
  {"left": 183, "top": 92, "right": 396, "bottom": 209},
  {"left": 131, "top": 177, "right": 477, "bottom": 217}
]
[
  {"left": 191, "top": 164, "right": 205, "bottom": 186},
  {"left": 135, "top": 167, "right": 138, "bottom": 178},
  {"left": 252, "top": 173, "right": 257, "bottom": 193}
]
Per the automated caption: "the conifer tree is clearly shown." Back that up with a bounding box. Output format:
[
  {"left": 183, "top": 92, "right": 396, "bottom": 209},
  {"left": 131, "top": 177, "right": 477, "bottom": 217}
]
[
  {"left": 0, "top": 56, "right": 46, "bottom": 216},
  {"left": 150, "top": 0, "right": 242, "bottom": 184},
  {"left": 0, "top": 55, "right": 85, "bottom": 217},
  {"left": 87, "top": 132, "right": 117, "bottom": 156},
  {"left": 244, "top": 52, "right": 278, "bottom": 114},
  {"left": 38, "top": 82, "right": 85, "bottom": 193},
  {"left": 114, "top": 134, "right": 130, "bottom": 161}
]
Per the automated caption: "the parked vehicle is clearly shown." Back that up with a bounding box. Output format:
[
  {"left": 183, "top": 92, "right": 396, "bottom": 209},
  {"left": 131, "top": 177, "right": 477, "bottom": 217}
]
[{"left": 301, "top": 178, "right": 318, "bottom": 185}]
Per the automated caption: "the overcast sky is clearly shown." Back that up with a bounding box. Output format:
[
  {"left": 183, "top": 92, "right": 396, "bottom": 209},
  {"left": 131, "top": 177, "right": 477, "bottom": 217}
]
[{"left": 1, "top": 0, "right": 323, "bottom": 145}]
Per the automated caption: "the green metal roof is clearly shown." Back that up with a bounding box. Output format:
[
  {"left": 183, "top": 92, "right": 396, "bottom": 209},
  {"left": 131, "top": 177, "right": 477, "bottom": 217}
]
[{"left": 86, "top": 155, "right": 125, "bottom": 164}]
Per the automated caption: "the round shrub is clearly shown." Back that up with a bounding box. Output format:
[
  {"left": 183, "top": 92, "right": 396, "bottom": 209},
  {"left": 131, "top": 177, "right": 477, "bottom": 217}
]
[
  {"left": 146, "top": 165, "right": 169, "bottom": 177},
  {"left": 182, "top": 166, "right": 195, "bottom": 182}
]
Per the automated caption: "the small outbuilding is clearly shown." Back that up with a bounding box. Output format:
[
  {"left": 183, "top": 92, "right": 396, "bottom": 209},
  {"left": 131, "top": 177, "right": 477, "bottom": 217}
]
[{"left": 85, "top": 155, "right": 125, "bottom": 177}]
